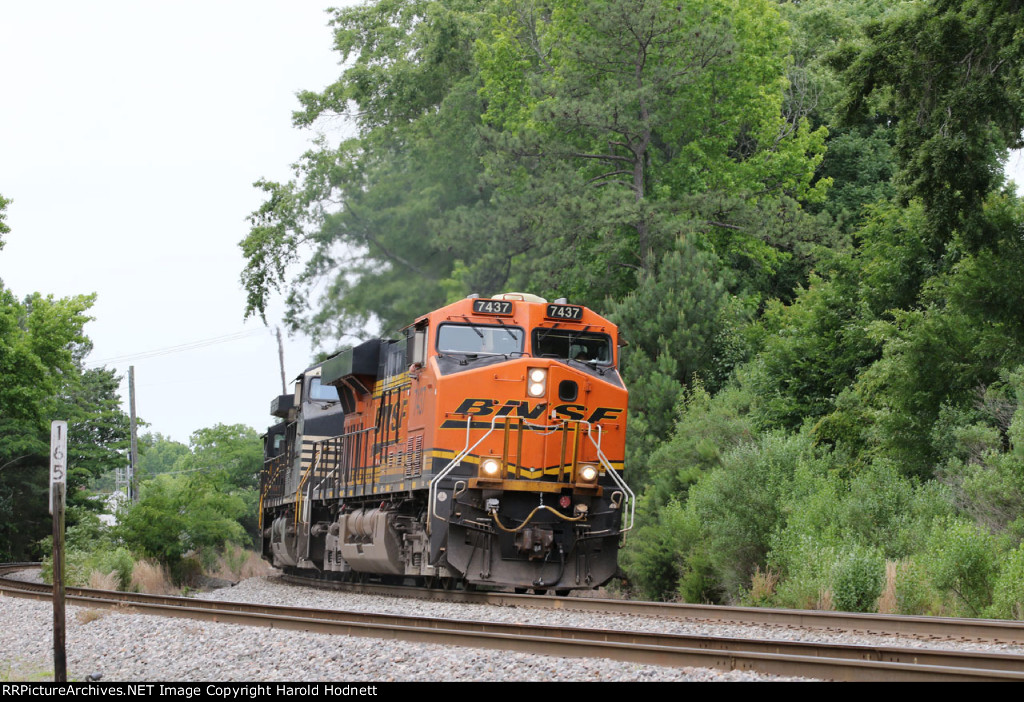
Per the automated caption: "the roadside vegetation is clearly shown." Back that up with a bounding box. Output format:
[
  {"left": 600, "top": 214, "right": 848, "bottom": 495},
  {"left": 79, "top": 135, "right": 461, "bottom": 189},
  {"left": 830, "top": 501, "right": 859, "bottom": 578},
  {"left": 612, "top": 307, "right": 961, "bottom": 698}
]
[{"left": 39, "top": 426, "right": 271, "bottom": 594}]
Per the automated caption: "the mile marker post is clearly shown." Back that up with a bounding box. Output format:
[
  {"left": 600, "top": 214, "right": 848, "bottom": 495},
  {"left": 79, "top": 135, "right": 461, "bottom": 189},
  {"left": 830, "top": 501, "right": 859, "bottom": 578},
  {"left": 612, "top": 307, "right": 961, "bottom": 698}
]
[{"left": 50, "top": 420, "right": 67, "bottom": 683}]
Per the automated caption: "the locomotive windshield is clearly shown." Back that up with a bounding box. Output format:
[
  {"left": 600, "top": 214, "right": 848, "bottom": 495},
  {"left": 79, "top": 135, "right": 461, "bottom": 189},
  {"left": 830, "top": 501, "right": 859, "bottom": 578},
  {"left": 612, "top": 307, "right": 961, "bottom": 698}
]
[
  {"left": 533, "top": 328, "right": 613, "bottom": 365},
  {"left": 437, "top": 322, "right": 524, "bottom": 356}
]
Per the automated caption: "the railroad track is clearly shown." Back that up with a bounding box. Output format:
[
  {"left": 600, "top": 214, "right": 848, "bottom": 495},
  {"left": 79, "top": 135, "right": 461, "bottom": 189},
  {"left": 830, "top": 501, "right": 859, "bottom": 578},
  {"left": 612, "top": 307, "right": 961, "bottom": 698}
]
[
  {"left": 4, "top": 565, "right": 1023, "bottom": 682},
  {"left": 282, "top": 572, "right": 1024, "bottom": 645}
]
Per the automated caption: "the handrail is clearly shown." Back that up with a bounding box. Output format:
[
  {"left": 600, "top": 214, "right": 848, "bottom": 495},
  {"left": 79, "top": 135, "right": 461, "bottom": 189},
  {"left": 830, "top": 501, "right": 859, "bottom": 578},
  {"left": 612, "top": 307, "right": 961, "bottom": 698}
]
[
  {"left": 428, "top": 414, "right": 503, "bottom": 526},
  {"left": 583, "top": 421, "right": 635, "bottom": 534},
  {"left": 294, "top": 444, "right": 324, "bottom": 529},
  {"left": 257, "top": 455, "right": 287, "bottom": 531}
]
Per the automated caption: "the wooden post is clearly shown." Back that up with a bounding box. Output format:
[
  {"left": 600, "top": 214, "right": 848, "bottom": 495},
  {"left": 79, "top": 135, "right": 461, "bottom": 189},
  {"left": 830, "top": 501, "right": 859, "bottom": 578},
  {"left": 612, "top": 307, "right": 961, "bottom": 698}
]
[
  {"left": 52, "top": 482, "right": 66, "bottom": 683},
  {"left": 49, "top": 421, "right": 67, "bottom": 683}
]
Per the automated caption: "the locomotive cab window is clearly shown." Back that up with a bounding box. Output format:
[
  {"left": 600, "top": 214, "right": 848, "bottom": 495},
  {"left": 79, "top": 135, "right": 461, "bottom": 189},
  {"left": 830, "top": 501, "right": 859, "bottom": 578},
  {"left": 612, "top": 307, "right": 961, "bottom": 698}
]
[
  {"left": 308, "top": 377, "right": 340, "bottom": 403},
  {"left": 437, "top": 323, "right": 524, "bottom": 356},
  {"left": 271, "top": 433, "right": 286, "bottom": 456},
  {"left": 533, "top": 329, "right": 613, "bottom": 365}
]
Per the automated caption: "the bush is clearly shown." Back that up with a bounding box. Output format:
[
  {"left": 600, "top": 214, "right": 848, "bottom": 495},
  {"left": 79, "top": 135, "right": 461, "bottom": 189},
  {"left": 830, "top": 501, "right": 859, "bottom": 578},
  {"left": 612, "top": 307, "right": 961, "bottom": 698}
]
[
  {"left": 923, "top": 517, "right": 998, "bottom": 616},
  {"left": 685, "top": 432, "right": 806, "bottom": 600},
  {"left": 989, "top": 544, "right": 1024, "bottom": 620},
  {"left": 892, "top": 558, "right": 940, "bottom": 615},
  {"left": 770, "top": 538, "right": 836, "bottom": 610},
  {"left": 832, "top": 545, "right": 885, "bottom": 613}
]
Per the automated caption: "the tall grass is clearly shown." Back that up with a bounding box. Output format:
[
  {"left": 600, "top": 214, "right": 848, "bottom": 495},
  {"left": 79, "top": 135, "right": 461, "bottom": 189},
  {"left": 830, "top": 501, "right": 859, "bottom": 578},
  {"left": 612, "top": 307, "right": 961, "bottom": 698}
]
[
  {"left": 212, "top": 545, "right": 274, "bottom": 581},
  {"left": 130, "top": 560, "right": 175, "bottom": 595}
]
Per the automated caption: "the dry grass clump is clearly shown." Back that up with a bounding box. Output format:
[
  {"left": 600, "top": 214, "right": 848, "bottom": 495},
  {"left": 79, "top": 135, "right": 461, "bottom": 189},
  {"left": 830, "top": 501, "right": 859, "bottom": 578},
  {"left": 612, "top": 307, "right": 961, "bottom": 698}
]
[
  {"left": 87, "top": 570, "right": 119, "bottom": 591},
  {"left": 76, "top": 609, "right": 108, "bottom": 625},
  {"left": 816, "top": 588, "right": 834, "bottom": 611},
  {"left": 876, "top": 561, "right": 899, "bottom": 614},
  {"left": 211, "top": 546, "right": 273, "bottom": 581},
  {"left": 748, "top": 566, "right": 779, "bottom": 604},
  {"left": 130, "top": 559, "right": 175, "bottom": 595}
]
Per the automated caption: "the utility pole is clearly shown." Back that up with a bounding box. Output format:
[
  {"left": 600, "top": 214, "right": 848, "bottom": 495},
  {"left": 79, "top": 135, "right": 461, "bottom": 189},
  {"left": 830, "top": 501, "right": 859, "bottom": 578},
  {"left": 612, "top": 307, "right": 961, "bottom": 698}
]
[
  {"left": 276, "top": 327, "right": 287, "bottom": 394},
  {"left": 129, "top": 365, "right": 138, "bottom": 502}
]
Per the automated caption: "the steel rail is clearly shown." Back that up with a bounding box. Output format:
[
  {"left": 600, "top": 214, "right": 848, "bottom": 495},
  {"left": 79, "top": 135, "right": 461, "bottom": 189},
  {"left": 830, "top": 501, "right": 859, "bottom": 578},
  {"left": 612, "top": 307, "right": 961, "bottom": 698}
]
[
  {"left": 3, "top": 566, "right": 1023, "bottom": 682},
  {"left": 280, "top": 573, "right": 1024, "bottom": 645}
]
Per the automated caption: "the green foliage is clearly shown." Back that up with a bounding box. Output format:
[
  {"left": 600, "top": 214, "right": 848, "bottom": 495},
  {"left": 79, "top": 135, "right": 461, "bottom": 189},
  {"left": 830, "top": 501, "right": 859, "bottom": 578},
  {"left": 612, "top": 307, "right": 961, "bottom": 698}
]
[
  {"left": 891, "top": 558, "right": 939, "bottom": 616},
  {"left": 623, "top": 382, "right": 757, "bottom": 600},
  {"left": 114, "top": 423, "right": 263, "bottom": 577},
  {"left": 620, "top": 499, "right": 693, "bottom": 601},
  {"left": 0, "top": 248, "right": 126, "bottom": 560},
  {"left": 242, "top": 0, "right": 833, "bottom": 349},
  {"left": 176, "top": 424, "right": 263, "bottom": 492},
  {"left": 241, "top": 0, "right": 489, "bottom": 339},
  {"left": 136, "top": 433, "right": 190, "bottom": 478},
  {"left": 644, "top": 381, "right": 757, "bottom": 511},
  {"left": 840, "top": 0, "right": 1024, "bottom": 248},
  {"left": 990, "top": 544, "right": 1024, "bottom": 620},
  {"left": 116, "top": 471, "right": 249, "bottom": 574},
  {"left": 683, "top": 431, "right": 807, "bottom": 599},
  {"left": 923, "top": 516, "right": 999, "bottom": 616},
  {"left": 606, "top": 238, "right": 735, "bottom": 483},
  {"left": 39, "top": 511, "right": 133, "bottom": 589},
  {"left": 0, "top": 194, "right": 9, "bottom": 246},
  {"left": 831, "top": 544, "right": 885, "bottom": 613},
  {"left": 770, "top": 540, "right": 836, "bottom": 610}
]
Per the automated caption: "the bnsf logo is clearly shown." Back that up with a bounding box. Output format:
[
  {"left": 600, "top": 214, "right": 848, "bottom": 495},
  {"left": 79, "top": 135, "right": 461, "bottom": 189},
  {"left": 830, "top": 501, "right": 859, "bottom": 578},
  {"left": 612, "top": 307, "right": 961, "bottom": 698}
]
[{"left": 451, "top": 398, "right": 623, "bottom": 424}]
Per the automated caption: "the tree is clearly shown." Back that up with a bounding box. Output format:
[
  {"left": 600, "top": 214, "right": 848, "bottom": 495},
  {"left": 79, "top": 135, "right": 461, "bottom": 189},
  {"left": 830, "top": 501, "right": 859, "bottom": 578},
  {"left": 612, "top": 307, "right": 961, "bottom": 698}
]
[
  {"left": 468, "top": 0, "right": 830, "bottom": 298},
  {"left": 116, "top": 471, "right": 249, "bottom": 574},
  {"left": 116, "top": 423, "right": 264, "bottom": 568},
  {"left": 240, "top": 0, "right": 493, "bottom": 341},
  {"left": 136, "top": 433, "right": 190, "bottom": 479},
  {"left": 0, "top": 194, "right": 10, "bottom": 247},
  {"left": 0, "top": 296, "right": 103, "bottom": 558},
  {"left": 0, "top": 195, "right": 129, "bottom": 560},
  {"left": 840, "top": 0, "right": 1024, "bottom": 249},
  {"left": 240, "top": 0, "right": 832, "bottom": 346}
]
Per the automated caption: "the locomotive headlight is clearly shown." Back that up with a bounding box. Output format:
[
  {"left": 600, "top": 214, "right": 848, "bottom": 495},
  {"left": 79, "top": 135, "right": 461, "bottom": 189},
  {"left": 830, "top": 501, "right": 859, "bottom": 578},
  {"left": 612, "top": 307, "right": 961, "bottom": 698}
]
[
  {"left": 527, "top": 368, "right": 547, "bottom": 397},
  {"left": 480, "top": 458, "right": 502, "bottom": 478},
  {"left": 578, "top": 464, "right": 599, "bottom": 485}
]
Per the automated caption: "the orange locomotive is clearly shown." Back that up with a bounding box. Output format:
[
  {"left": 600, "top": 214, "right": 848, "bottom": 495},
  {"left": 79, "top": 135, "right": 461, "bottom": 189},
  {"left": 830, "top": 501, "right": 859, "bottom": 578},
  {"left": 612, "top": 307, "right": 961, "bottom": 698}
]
[{"left": 259, "top": 293, "right": 633, "bottom": 592}]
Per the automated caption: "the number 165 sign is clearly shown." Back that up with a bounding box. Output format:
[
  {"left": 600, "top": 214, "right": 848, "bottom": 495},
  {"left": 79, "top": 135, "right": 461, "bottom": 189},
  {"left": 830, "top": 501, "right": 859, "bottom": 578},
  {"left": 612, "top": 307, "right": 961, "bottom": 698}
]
[{"left": 50, "top": 421, "right": 67, "bottom": 515}]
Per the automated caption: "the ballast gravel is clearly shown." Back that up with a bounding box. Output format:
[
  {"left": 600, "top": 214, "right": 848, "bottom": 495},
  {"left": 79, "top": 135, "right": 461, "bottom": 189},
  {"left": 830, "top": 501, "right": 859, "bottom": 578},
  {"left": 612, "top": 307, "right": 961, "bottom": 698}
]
[{"left": 1, "top": 571, "right": 1017, "bottom": 683}]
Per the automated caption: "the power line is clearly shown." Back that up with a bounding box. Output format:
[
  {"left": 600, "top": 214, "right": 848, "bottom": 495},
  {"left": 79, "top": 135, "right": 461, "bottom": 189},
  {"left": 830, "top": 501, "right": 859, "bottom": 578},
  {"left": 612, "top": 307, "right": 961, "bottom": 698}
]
[{"left": 88, "top": 328, "right": 266, "bottom": 366}]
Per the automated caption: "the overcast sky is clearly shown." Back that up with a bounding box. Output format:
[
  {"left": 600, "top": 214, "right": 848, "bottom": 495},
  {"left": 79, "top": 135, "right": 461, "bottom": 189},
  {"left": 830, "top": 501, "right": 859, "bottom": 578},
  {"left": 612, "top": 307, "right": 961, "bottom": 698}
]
[
  {"left": 2, "top": 2, "right": 1023, "bottom": 447},
  {"left": 0, "top": 1, "right": 360, "bottom": 444}
]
